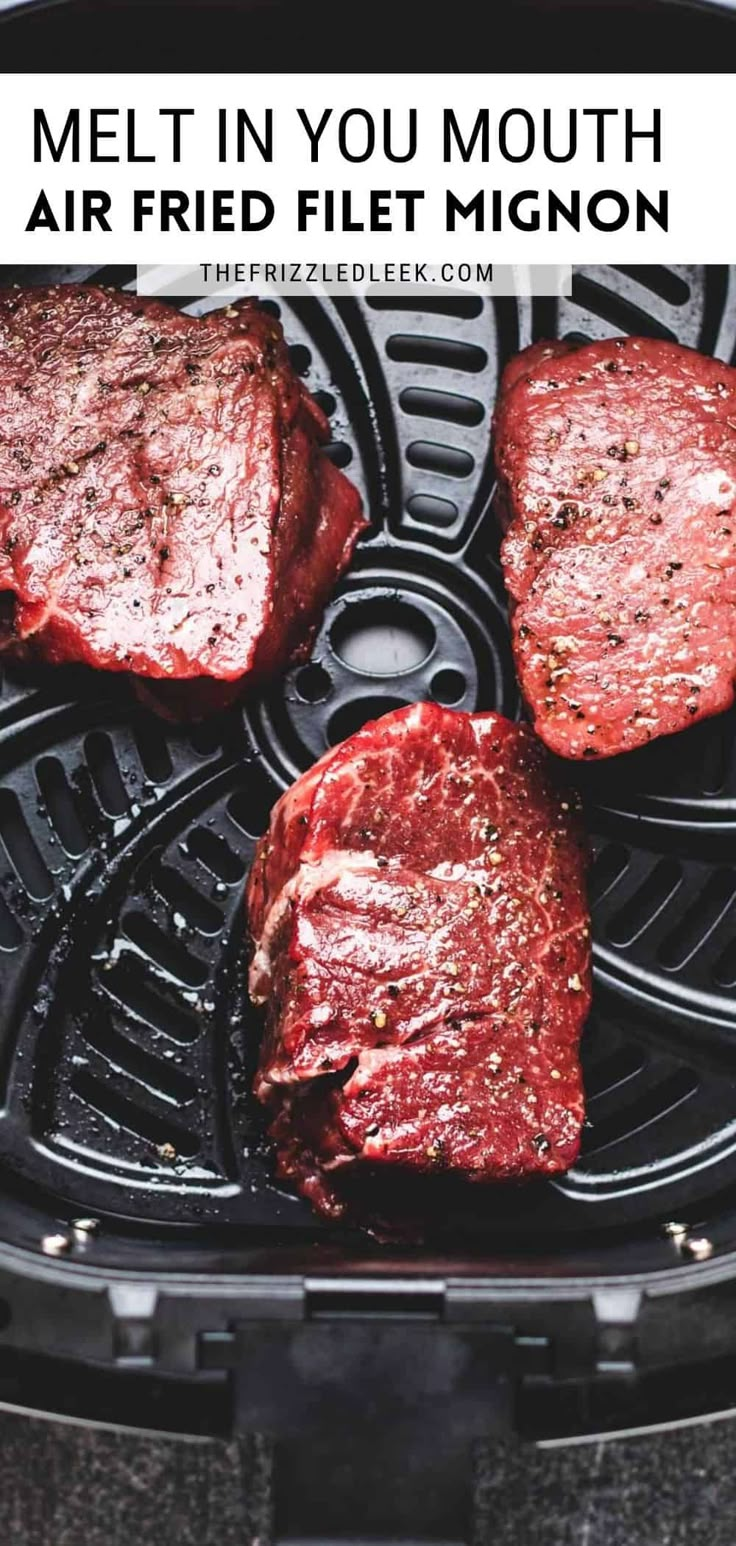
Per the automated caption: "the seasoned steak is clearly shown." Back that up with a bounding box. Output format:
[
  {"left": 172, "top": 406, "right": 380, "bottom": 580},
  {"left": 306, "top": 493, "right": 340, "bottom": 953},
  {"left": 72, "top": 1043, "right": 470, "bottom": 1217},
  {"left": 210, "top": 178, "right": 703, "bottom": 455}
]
[
  {"left": 247, "top": 702, "right": 590, "bottom": 1222},
  {"left": 0, "top": 285, "right": 365, "bottom": 713},
  {"left": 494, "top": 336, "right": 736, "bottom": 759}
]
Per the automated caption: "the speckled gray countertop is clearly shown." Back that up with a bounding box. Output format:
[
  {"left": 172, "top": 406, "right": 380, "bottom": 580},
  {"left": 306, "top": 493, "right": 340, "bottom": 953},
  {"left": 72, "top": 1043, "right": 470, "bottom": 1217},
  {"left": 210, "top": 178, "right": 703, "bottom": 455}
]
[{"left": 0, "top": 1413, "right": 731, "bottom": 1546}]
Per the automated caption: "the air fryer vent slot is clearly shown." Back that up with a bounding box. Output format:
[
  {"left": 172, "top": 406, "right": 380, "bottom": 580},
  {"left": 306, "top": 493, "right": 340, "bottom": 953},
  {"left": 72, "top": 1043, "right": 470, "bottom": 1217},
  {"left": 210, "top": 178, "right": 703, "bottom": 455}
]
[
  {"left": 614, "top": 265, "right": 691, "bottom": 307},
  {"left": 399, "top": 388, "right": 486, "bottom": 427},
  {"left": 406, "top": 441, "right": 475, "bottom": 479},
  {"left": 582, "top": 1068, "right": 699, "bottom": 1158},
  {"left": 386, "top": 333, "right": 488, "bottom": 374},
  {"left": 0, "top": 789, "right": 53, "bottom": 899},
  {"left": 606, "top": 859, "right": 683, "bottom": 948},
  {"left": 132, "top": 723, "right": 173, "bottom": 787},
  {"left": 84, "top": 732, "right": 130, "bottom": 817},
  {"left": 186, "top": 827, "right": 245, "bottom": 883},
  {"left": 152, "top": 866, "right": 225, "bottom": 936},
  {"left": 657, "top": 870, "right": 736, "bottom": 971},
  {"left": 122, "top": 912, "right": 209, "bottom": 989},
  {"left": 571, "top": 275, "right": 680, "bottom": 341},
  {"left": 80, "top": 1010, "right": 199, "bottom": 1106},
  {"left": 35, "top": 757, "right": 89, "bottom": 858},
  {"left": 406, "top": 494, "right": 459, "bottom": 528},
  {"left": 70, "top": 1069, "right": 200, "bottom": 1156},
  {"left": 0, "top": 894, "right": 22, "bottom": 952},
  {"left": 367, "top": 294, "right": 484, "bottom": 320},
  {"left": 101, "top": 960, "right": 201, "bottom": 1045}
]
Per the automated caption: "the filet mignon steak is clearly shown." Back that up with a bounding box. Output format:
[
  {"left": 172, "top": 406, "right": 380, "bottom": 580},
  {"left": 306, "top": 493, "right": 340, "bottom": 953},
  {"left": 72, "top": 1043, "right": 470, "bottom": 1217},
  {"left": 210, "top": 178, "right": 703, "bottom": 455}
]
[
  {"left": 247, "top": 702, "right": 590, "bottom": 1222},
  {"left": 494, "top": 336, "right": 736, "bottom": 759},
  {"left": 0, "top": 285, "right": 366, "bottom": 713}
]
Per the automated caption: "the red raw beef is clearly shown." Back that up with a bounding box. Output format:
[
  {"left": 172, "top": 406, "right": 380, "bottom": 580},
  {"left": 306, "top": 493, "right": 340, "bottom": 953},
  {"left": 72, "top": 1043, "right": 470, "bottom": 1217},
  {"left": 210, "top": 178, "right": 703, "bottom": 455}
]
[
  {"left": 247, "top": 702, "right": 590, "bottom": 1221},
  {"left": 0, "top": 285, "right": 366, "bottom": 715},
  {"left": 494, "top": 336, "right": 736, "bottom": 758}
]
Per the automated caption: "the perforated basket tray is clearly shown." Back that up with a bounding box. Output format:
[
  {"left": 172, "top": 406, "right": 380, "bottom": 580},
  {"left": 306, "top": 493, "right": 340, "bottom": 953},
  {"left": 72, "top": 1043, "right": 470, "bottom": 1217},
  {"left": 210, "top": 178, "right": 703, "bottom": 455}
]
[{"left": 1, "top": 265, "right": 736, "bottom": 1307}]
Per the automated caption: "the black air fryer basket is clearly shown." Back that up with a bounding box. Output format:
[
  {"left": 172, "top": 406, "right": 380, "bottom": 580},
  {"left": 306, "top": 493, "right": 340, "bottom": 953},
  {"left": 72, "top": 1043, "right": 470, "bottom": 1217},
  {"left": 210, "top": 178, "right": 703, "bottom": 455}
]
[{"left": 3, "top": 259, "right": 736, "bottom": 1527}]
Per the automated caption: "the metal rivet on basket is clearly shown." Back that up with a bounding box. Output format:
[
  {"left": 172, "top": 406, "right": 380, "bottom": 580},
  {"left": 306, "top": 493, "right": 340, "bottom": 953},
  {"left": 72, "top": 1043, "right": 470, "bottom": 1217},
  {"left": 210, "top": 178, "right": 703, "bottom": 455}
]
[
  {"left": 72, "top": 1218, "right": 99, "bottom": 1240},
  {"left": 681, "top": 1236, "right": 714, "bottom": 1262},
  {"left": 41, "top": 1233, "right": 71, "bottom": 1257}
]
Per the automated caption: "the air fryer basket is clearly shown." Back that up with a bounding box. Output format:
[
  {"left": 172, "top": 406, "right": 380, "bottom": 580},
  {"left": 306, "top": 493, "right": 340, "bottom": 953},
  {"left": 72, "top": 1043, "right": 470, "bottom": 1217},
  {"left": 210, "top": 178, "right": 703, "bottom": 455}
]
[{"left": 3, "top": 266, "right": 736, "bottom": 1463}]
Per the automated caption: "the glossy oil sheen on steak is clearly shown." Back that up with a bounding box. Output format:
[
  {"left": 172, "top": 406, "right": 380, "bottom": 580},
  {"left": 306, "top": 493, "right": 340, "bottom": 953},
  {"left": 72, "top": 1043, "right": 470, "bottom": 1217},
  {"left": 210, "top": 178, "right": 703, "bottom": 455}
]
[
  {"left": 494, "top": 336, "right": 736, "bottom": 759},
  {"left": 247, "top": 702, "right": 590, "bottom": 1222},
  {"left": 0, "top": 285, "right": 366, "bottom": 713}
]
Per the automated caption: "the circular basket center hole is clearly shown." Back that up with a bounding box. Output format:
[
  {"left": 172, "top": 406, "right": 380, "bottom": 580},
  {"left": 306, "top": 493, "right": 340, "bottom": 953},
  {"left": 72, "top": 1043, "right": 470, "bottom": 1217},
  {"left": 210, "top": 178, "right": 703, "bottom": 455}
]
[
  {"left": 431, "top": 668, "right": 467, "bottom": 705},
  {"left": 295, "top": 662, "right": 332, "bottom": 703},
  {"left": 331, "top": 599, "right": 435, "bottom": 677},
  {"left": 328, "top": 696, "right": 409, "bottom": 746}
]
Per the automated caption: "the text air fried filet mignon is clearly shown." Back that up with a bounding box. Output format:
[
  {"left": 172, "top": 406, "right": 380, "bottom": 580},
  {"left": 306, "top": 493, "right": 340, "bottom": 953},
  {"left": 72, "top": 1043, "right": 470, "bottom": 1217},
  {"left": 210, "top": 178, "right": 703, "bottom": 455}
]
[
  {"left": 494, "top": 336, "right": 736, "bottom": 759},
  {"left": 247, "top": 702, "right": 591, "bottom": 1221},
  {"left": 0, "top": 285, "right": 366, "bottom": 714}
]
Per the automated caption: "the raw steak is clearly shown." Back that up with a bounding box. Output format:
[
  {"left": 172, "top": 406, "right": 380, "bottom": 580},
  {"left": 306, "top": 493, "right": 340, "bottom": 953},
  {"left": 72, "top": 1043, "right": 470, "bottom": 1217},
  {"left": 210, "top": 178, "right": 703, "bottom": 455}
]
[
  {"left": 0, "top": 285, "right": 366, "bottom": 714},
  {"left": 247, "top": 702, "right": 590, "bottom": 1222},
  {"left": 494, "top": 336, "right": 736, "bottom": 759}
]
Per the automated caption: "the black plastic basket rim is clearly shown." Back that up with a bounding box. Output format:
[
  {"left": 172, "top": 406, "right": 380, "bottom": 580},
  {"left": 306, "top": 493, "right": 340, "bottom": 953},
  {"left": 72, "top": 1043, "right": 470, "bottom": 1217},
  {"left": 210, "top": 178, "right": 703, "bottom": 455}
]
[{"left": 1, "top": 0, "right": 735, "bottom": 18}]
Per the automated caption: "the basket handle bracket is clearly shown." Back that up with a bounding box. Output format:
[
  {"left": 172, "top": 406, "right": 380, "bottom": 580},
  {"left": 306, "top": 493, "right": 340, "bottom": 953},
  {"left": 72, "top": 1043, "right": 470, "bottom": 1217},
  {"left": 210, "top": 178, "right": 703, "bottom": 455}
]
[{"left": 204, "top": 1288, "right": 518, "bottom": 1544}]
